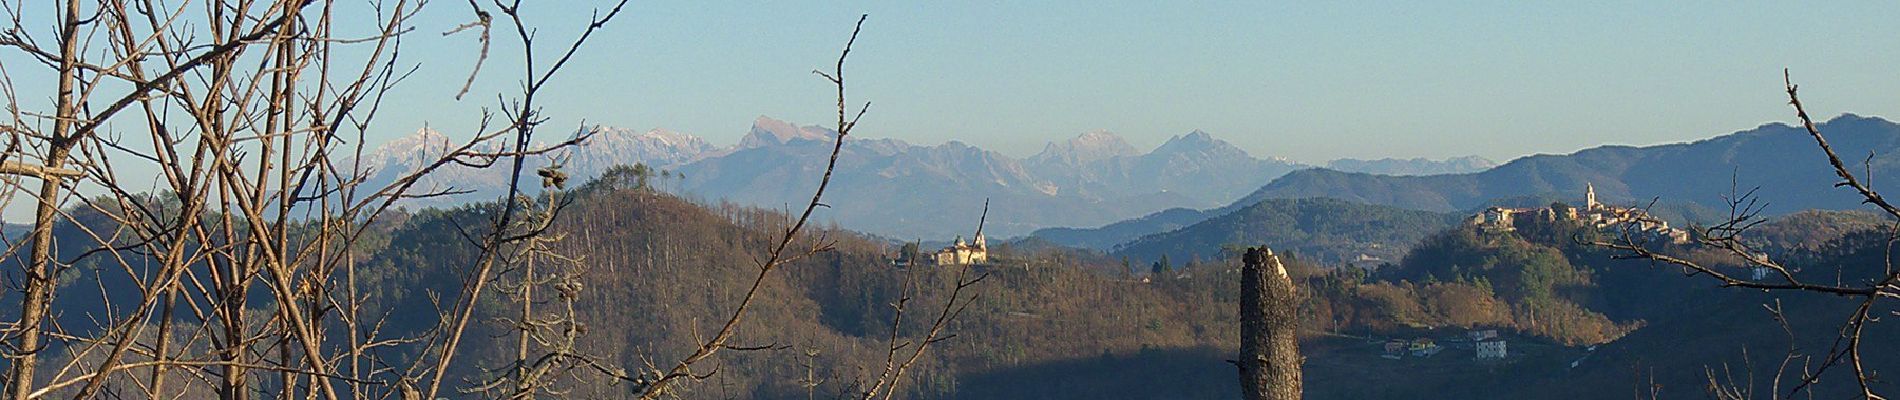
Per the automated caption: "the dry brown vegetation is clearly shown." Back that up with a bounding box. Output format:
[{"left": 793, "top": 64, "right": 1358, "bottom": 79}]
[
  {"left": 343, "top": 187, "right": 1246, "bottom": 397},
  {"left": 1590, "top": 72, "right": 1900, "bottom": 400},
  {"left": 0, "top": 2, "right": 973, "bottom": 398},
  {"left": 0, "top": 0, "right": 633, "bottom": 396}
]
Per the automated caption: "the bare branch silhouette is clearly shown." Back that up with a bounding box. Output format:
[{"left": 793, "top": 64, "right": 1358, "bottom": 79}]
[{"left": 1589, "top": 70, "right": 1898, "bottom": 400}]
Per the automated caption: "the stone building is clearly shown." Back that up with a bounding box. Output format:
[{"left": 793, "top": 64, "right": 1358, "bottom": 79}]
[
  {"left": 933, "top": 235, "right": 987, "bottom": 265},
  {"left": 932, "top": 200, "right": 990, "bottom": 265},
  {"left": 1469, "top": 183, "right": 1691, "bottom": 244}
]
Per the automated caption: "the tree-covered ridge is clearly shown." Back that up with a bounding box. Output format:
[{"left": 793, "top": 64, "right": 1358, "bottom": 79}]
[
  {"left": 1344, "top": 207, "right": 1895, "bottom": 350},
  {"left": 10, "top": 169, "right": 1894, "bottom": 398},
  {"left": 1234, "top": 114, "right": 1900, "bottom": 216},
  {"left": 1113, "top": 197, "right": 1459, "bottom": 266},
  {"left": 345, "top": 175, "right": 1695, "bottom": 397},
  {"left": 349, "top": 178, "right": 1264, "bottom": 398},
  {"left": 1367, "top": 224, "right": 1636, "bottom": 345},
  {"left": 1742, "top": 209, "right": 1891, "bottom": 253},
  {"left": 1512, "top": 223, "right": 1900, "bottom": 399},
  {"left": 1027, "top": 207, "right": 1211, "bottom": 250}
]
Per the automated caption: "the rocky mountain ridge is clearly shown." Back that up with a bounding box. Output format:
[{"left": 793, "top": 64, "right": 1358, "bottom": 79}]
[{"left": 360, "top": 116, "right": 1503, "bottom": 239}]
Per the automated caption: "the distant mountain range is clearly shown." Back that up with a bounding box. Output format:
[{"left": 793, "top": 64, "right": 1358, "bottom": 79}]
[
  {"left": 359, "top": 125, "right": 717, "bottom": 202},
  {"left": 1110, "top": 198, "right": 1456, "bottom": 266},
  {"left": 1027, "top": 208, "right": 1212, "bottom": 250},
  {"left": 670, "top": 118, "right": 1315, "bottom": 239},
  {"left": 1021, "top": 129, "right": 1305, "bottom": 206},
  {"left": 367, "top": 113, "right": 1900, "bottom": 244},
  {"left": 363, "top": 116, "right": 1502, "bottom": 239},
  {"left": 1031, "top": 114, "right": 1900, "bottom": 258},
  {"left": 1324, "top": 156, "right": 1497, "bottom": 176},
  {"left": 1234, "top": 114, "right": 1900, "bottom": 215}
]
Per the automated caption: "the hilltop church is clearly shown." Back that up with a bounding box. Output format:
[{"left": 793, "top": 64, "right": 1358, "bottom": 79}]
[
  {"left": 935, "top": 235, "right": 987, "bottom": 265},
  {"left": 932, "top": 200, "right": 991, "bottom": 265}
]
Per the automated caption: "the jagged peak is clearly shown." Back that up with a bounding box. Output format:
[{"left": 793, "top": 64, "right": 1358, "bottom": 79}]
[
  {"left": 1068, "top": 130, "right": 1134, "bottom": 150},
  {"left": 1033, "top": 129, "right": 1139, "bottom": 165},
  {"left": 372, "top": 126, "right": 456, "bottom": 156},
  {"left": 1162, "top": 129, "right": 1220, "bottom": 146},
  {"left": 741, "top": 115, "right": 834, "bottom": 148},
  {"left": 1154, "top": 129, "right": 1244, "bottom": 157},
  {"left": 582, "top": 126, "right": 715, "bottom": 152},
  {"left": 1072, "top": 129, "right": 1126, "bottom": 143}
]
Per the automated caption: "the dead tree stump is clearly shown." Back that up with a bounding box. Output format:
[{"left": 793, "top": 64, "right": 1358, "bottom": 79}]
[{"left": 1240, "top": 247, "right": 1302, "bottom": 400}]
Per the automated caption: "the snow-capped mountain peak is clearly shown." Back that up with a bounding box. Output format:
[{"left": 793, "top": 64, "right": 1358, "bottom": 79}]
[
  {"left": 739, "top": 116, "right": 834, "bottom": 148},
  {"left": 1030, "top": 130, "right": 1139, "bottom": 166}
]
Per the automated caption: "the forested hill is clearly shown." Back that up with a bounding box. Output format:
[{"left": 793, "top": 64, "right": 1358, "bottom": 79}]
[
  {"left": 1111, "top": 198, "right": 1458, "bottom": 266},
  {"left": 1502, "top": 222, "right": 1900, "bottom": 399},
  {"left": 1335, "top": 208, "right": 1898, "bottom": 398},
  {"left": 10, "top": 170, "right": 1897, "bottom": 398},
  {"left": 1027, "top": 207, "right": 1212, "bottom": 250},
  {"left": 348, "top": 180, "right": 1260, "bottom": 399},
  {"left": 345, "top": 182, "right": 1900, "bottom": 399},
  {"left": 1228, "top": 114, "right": 1900, "bottom": 214}
]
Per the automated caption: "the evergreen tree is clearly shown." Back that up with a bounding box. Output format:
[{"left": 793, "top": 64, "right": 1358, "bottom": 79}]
[
  {"left": 899, "top": 241, "right": 922, "bottom": 264},
  {"left": 1151, "top": 255, "right": 1174, "bottom": 275}
]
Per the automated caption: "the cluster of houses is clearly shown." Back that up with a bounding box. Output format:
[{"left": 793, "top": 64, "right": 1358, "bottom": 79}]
[
  {"left": 1471, "top": 183, "right": 1690, "bottom": 244},
  {"left": 1380, "top": 329, "right": 1508, "bottom": 361}
]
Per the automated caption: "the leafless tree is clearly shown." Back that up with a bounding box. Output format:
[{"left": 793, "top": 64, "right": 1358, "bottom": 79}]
[
  {"left": 0, "top": 0, "right": 624, "bottom": 398},
  {"left": 612, "top": 15, "right": 987, "bottom": 399},
  {"left": 459, "top": 183, "right": 632, "bottom": 399},
  {"left": 850, "top": 263, "right": 987, "bottom": 400},
  {"left": 1238, "top": 247, "right": 1301, "bottom": 400},
  {"left": 1591, "top": 70, "right": 1897, "bottom": 400},
  {"left": 0, "top": 4, "right": 979, "bottom": 399}
]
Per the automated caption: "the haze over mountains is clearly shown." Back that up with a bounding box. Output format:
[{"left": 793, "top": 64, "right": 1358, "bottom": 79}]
[
  {"left": 362, "top": 116, "right": 1494, "bottom": 239},
  {"left": 363, "top": 113, "right": 1900, "bottom": 246},
  {"left": 1324, "top": 156, "right": 1497, "bottom": 176},
  {"left": 1029, "top": 113, "right": 1900, "bottom": 262},
  {"left": 1233, "top": 114, "right": 1900, "bottom": 214},
  {"left": 361, "top": 125, "right": 719, "bottom": 200}
]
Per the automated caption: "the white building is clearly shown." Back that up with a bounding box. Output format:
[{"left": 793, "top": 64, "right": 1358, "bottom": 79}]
[
  {"left": 932, "top": 200, "right": 991, "bottom": 266},
  {"left": 1476, "top": 340, "right": 1508, "bottom": 359},
  {"left": 1466, "top": 329, "right": 1498, "bottom": 342},
  {"left": 933, "top": 235, "right": 987, "bottom": 265}
]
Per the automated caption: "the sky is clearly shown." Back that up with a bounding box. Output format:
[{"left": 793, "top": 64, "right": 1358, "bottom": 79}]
[
  {"left": 6, "top": 1, "right": 1900, "bottom": 166},
  {"left": 345, "top": 0, "right": 1900, "bottom": 165}
]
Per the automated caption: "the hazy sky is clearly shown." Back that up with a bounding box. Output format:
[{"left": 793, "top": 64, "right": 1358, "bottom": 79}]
[
  {"left": 412, "top": 0, "right": 1899, "bottom": 164},
  {"left": 19, "top": 1, "right": 1900, "bottom": 165}
]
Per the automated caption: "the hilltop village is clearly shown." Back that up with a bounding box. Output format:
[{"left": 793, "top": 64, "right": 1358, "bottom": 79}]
[
  {"left": 1470, "top": 184, "right": 1690, "bottom": 244},
  {"left": 908, "top": 185, "right": 1692, "bottom": 269}
]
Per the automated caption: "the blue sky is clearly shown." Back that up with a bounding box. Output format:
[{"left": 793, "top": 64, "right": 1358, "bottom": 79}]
[
  {"left": 378, "top": 0, "right": 1897, "bottom": 164},
  {"left": 1, "top": 1, "right": 1895, "bottom": 223},
  {"left": 15, "top": 1, "right": 1900, "bottom": 164}
]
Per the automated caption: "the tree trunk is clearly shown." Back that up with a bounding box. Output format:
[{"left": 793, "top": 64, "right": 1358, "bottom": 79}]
[
  {"left": 5, "top": 1, "right": 83, "bottom": 396},
  {"left": 1240, "top": 247, "right": 1301, "bottom": 400}
]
